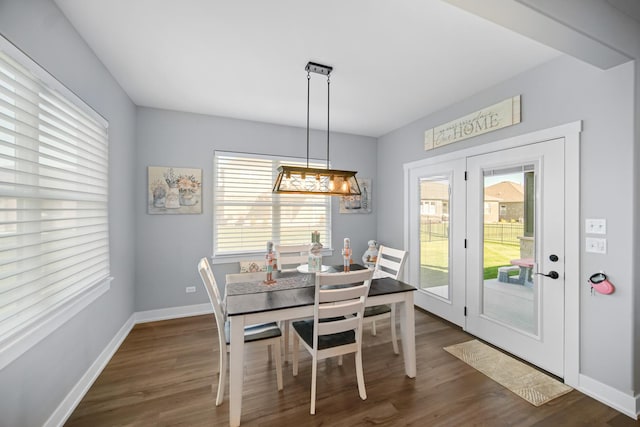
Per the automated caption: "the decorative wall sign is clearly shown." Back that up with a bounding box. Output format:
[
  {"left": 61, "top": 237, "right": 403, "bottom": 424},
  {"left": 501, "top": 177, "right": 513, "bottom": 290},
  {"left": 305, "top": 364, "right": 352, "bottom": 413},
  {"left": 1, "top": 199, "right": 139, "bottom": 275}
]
[
  {"left": 340, "top": 178, "right": 372, "bottom": 214},
  {"left": 148, "top": 166, "right": 202, "bottom": 214},
  {"left": 424, "top": 95, "right": 521, "bottom": 150}
]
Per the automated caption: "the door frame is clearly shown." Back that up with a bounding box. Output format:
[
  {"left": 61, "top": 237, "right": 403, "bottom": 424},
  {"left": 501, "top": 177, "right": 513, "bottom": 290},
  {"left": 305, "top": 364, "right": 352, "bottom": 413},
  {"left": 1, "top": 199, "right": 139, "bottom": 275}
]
[{"left": 403, "top": 121, "right": 581, "bottom": 387}]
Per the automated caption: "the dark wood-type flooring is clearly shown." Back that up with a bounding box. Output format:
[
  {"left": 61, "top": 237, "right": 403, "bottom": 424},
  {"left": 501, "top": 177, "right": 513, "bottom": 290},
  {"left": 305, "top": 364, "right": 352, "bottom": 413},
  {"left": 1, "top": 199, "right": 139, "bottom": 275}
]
[{"left": 66, "top": 309, "right": 638, "bottom": 426}]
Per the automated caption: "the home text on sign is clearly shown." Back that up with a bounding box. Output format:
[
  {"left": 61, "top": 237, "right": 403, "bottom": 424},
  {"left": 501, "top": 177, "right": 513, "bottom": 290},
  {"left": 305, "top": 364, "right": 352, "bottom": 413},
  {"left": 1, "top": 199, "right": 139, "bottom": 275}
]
[{"left": 424, "top": 95, "right": 521, "bottom": 150}]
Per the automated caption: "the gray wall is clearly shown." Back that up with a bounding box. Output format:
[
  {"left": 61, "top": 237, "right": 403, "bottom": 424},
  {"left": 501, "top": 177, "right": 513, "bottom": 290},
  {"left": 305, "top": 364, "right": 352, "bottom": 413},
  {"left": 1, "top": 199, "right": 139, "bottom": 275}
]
[
  {"left": 0, "top": 0, "right": 137, "bottom": 426},
  {"left": 377, "top": 55, "right": 636, "bottom": 394},
  {"left": 135, "top": 108, "right": 377, "bottom": 311}
]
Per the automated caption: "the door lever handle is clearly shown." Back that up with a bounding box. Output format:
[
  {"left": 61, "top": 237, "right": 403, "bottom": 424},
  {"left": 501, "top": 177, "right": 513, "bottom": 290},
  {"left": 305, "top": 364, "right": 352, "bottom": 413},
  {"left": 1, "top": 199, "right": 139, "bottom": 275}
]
[{"left": 535, "top": 271, "right": 559, "bottom": 279}]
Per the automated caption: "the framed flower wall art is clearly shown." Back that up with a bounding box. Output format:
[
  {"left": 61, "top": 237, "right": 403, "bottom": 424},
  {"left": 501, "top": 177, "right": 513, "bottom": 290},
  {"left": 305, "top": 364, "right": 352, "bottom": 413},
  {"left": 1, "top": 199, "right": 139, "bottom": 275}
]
[{"left": 148, "top": 166, "right": 202, "bottom": 214}]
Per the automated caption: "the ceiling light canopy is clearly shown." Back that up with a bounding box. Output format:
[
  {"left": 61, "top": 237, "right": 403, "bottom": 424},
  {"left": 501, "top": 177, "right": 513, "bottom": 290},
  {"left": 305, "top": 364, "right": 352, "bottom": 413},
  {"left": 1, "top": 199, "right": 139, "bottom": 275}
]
[{"left": 273, "top": 62, "right": 361, "bottom": 196}]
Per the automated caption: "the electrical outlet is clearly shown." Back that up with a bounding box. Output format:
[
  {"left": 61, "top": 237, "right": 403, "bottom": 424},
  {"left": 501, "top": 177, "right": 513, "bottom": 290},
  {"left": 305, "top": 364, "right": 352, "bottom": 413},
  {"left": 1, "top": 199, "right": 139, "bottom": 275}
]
[
  {"left": 585, "top": 237, "right": 606, "bottom": 254},
  {"left": 585, "top": 218, "right": 606, "bottom": 234},
  {"left": 185, "top": 286, "right": 196, "bottom": 293}
]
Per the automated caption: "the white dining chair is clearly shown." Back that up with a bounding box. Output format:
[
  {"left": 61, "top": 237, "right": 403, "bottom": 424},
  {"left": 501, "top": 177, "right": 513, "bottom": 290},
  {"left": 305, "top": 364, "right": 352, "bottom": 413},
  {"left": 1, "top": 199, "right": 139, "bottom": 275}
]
[
  {"left": 291, "top": 268, "right": 374, "bottom": 414},
  {"left": 274, "top": 243, "right": 311, "bottom": 272},
  {"left": 225, "top": 271, "right": 276, "bottom": 362},
  {"left": 274, "top": 243, "right": 312, "bottom": 363},
  {"left": 363, "top": 245, "right": 408, "bottom": 355},
  {"left": 197, "top": 258, "right": 283, "bottom": 406}
]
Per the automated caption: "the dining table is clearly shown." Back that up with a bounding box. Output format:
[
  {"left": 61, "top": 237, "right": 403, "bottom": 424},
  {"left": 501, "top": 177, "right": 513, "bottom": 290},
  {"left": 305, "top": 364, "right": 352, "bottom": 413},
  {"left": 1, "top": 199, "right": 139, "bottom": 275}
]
[{"left": 224, "top": 264, "right": 417, "bottom": 427}]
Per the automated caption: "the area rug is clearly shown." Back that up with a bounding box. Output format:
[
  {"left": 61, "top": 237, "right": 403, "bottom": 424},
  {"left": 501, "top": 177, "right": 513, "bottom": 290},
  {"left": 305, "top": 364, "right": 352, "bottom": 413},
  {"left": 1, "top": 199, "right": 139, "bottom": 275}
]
[{"left": 443, "top": 339, "right": 572, "bottom": 406}]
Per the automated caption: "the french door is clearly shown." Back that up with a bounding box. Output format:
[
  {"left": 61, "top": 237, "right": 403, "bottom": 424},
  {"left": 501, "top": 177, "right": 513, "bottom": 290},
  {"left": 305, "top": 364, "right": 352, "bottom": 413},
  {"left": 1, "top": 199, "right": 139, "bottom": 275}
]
[
  {"left": 466, "top": 139, "right": 565, "bottom": 377},
  {"left": 407, "top": 137, "right": 568, "bottom": 378},
  {"left": 408, "top": 159, "right": 465, "bottom": 326}
]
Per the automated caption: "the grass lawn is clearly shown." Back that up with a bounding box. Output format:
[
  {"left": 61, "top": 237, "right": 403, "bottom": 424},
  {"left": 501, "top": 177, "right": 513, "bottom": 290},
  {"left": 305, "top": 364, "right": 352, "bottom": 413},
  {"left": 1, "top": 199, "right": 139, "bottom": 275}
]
[
  {"left": 482, "top": 241, "right": 521, "bottom": 280},
  {"left": 420, "top": 239, "right": 521, "bottom": 282}
]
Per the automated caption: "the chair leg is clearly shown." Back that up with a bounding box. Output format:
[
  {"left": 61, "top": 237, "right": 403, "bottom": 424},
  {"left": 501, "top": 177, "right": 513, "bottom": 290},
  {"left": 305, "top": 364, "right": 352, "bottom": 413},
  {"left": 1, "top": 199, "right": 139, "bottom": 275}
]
[
  {"left": 371, "top": 319, "right": 377, "bottom": 336},
  {"left": 284, "top": 320, "right": 290, "bottom": 364},
  {"left": 274, "top": 339, "right": 283, "bottom": 391},
  {"left": 267, "top": 344, "right": 273, "bottom": 362},
  {"left": 310, "top": 356, "right": 317, "bottom": 415},
  {"left": 355, "top": 349, "right": 367, "bottom": 401},
  {"left": 338, "top": 355, "right": 343, "bottom": 366},
  {"left": 292, "top": 333, "right": 299, "bottom": 376},
  {"left": 216, "top": 349, "right": 227, "bottom": 406},
  {"left": 390, "top": 304, "right": 399, "bottom": 355}
]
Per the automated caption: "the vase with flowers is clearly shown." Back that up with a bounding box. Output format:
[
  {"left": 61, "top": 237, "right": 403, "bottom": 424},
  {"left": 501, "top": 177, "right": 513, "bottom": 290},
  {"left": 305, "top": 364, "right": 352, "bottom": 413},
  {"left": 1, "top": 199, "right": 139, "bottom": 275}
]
[
  {"left": 163, "top": 168, "right": 180, "bottom": 209},
  {"left": 151, "top": 179, "right": 167, "bottom": 207},
  {"left": 177, "top": 173, "right": 201, "bottom": 206}
]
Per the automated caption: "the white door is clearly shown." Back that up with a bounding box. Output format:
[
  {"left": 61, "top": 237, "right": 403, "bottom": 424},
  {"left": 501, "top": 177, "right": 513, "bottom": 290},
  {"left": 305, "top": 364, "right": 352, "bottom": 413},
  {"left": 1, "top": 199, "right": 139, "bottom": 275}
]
[
  {"left": 465, "top": 139, "right": 565, "bottom": 376},
  {"left": 408, "top": 159, "right": 466, "bottom": 326}
]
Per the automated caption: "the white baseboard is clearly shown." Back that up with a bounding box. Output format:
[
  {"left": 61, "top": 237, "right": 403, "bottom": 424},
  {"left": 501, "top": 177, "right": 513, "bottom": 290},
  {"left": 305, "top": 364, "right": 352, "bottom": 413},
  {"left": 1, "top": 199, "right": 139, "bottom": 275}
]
[
  {"left": 578, "top": 374, "right": 638, "bottom": 419},
  {"left": 44, "top": 313, "right": 136, "bottom": 427},
  {"left": 45, "top": 303, "right": 213, "bottom": 427},
  {"left": 135, "top": 303, "right": 213, "bottom": 324}
]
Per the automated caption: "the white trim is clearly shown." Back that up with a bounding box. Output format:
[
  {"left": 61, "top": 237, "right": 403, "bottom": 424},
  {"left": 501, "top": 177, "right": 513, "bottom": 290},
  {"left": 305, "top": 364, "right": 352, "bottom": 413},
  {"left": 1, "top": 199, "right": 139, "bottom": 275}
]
[
  {"left": 563, "top": 125, "right": 581, "bottom": 387},
  {"left": 135, "top": 303, "right": 213, "bottom": 324},
  {"left": 44, "top": 312, "right": 136, "bottom": 427},
  {"left": 0, "top": 277, "right": 112, "bottom": 371},
  {"left": 211, "top": 248, "right": 334, "bottom": 265},
  {"left": 403, "top": 121, "right": 582, "bottom": 170},
  {"left": 43, "top": 303, "right": 214, "bottom": 426},
  {"left": 214, "top": 149, "right": 326, "bottom": 164},
  {"left": 578, "top": 374, "right": 638, "bottom": 420},
  {"left": 404, "top": 121, "right": 581, "bottom": 386}
]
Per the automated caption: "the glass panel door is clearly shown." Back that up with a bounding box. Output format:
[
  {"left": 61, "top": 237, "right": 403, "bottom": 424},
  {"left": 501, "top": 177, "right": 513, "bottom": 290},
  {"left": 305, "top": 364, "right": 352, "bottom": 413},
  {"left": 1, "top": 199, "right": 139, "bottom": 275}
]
[
  {"left": 481, "top": 165, "right": 537, "bottom": 334},
  {"left": 466, "top": 139, "right": 565, "bottom": 377},
  {"left": 420, "top": 176, "right": 450, "bottom": 300},
  {"left": 408, "top": 158, "right": 465, "bottom": 327}
]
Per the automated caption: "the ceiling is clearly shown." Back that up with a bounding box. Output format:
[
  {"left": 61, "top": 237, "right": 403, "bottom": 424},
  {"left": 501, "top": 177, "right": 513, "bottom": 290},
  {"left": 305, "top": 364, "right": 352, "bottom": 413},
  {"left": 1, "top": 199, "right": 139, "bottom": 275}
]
[{"left": 54, "top": 0, "right": 561, "bottom": 138}]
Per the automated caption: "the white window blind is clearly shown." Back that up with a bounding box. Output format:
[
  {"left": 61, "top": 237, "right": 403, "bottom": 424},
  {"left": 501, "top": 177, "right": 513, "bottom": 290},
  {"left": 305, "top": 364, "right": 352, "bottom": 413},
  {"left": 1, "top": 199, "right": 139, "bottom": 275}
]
[
  {"left": 0, "top": 44, "right": 109, "bottom": 352},
  {"left": 214, "top": 151, "right": 331, "bottom": 257}
]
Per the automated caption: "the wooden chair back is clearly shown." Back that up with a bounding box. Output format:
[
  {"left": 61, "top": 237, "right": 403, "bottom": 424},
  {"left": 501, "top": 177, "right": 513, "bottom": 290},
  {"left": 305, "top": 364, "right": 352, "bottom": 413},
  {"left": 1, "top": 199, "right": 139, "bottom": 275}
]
[
  {"left": 275, "top": 243, "right": 311, "bottom": 271},
  {"left": 373, "top": 245, "right": 407, "bottom": 280},
  {"left": 313, "top": 269, "right": 374, "bottom": 352},
  {"left": 198, "top": 257, "right": 226, "bottom": 342}
]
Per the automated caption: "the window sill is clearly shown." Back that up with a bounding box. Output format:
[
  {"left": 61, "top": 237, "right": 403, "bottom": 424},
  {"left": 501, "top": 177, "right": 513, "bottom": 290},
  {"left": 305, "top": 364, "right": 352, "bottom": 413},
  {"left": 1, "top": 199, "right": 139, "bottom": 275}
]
[
  {"left": 211, "top": 248, "right": 334, "bottom": 265},
  {"left": 0, "top": 276, "right": 112, "bottom": 371}
]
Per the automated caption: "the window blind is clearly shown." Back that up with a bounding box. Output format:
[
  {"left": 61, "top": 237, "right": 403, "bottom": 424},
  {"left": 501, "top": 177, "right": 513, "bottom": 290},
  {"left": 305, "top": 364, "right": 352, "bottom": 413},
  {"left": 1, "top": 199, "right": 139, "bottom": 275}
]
[
  {"left": 213, "top": 151, "right": 331, "bottom": 257},
  {"left": 0, "top": 47, "right": 109, "bottom": 347}
]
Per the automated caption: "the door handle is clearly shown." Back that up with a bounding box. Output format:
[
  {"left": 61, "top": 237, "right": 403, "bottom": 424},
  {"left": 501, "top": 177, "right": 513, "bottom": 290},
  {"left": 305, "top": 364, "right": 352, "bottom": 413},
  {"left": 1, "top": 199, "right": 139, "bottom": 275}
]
[{"left": 535, "top": 271, "right": 559, "bottom": 279}]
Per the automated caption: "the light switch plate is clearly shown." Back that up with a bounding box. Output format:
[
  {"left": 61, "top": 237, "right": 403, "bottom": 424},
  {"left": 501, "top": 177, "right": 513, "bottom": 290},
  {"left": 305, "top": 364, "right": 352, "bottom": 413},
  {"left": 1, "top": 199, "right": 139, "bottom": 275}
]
[
  {"left": 585, "top": 218, "right": 606, "bottom": 234},
  {"left": 586, "top": 237, "right": 607, "bottom": 254}
]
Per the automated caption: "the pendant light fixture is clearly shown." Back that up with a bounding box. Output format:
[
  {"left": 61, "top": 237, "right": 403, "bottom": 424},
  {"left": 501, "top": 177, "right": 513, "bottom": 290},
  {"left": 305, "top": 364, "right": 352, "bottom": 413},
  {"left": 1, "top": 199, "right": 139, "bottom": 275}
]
[{"left": 273, "top": 62, "right": 361, "bottom": 196}]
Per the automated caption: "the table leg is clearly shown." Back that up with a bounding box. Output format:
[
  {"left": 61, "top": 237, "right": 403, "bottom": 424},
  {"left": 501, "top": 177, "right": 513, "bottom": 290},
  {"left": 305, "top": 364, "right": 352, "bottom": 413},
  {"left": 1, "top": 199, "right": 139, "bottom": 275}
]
[
  {"left": 399, "top": 292, "right": 416, "bottom": 378},
  {"left": 229, "top": 316, "right": 245, "bottom": 427}
]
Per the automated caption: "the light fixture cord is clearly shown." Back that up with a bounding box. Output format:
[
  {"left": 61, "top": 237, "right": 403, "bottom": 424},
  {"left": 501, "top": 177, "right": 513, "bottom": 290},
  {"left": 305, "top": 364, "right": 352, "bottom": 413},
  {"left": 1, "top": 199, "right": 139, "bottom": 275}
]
[
  {"left": 306, "top": 71, "right": 310, "bottom": 169},
  {"left": 326, "top": 74, "right": 330, "bottom": 169}
]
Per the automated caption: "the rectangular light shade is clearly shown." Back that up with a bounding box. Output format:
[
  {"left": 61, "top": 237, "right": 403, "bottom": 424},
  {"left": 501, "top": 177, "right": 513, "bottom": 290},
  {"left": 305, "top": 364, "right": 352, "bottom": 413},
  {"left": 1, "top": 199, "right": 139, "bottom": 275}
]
[{"left": 273, "top": 166, "right": 361, "bottom": 196}]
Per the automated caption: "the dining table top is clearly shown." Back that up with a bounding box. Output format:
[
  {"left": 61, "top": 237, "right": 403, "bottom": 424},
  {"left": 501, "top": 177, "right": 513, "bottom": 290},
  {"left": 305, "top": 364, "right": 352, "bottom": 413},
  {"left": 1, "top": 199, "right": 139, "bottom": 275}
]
[{"left": 225, "top": 264, "right": 416, "bottom": 317}]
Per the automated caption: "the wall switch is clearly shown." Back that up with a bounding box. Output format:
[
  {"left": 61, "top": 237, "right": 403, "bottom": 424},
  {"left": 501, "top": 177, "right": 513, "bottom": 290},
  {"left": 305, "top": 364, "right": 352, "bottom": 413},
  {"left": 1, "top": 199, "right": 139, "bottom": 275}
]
[
  {"left": 585, "top": 218, "right": 606, "bottom": 234},
  {"left": 585, "top": 237, "right": 607, "bottom": 254},
  {"left": 185, "top": 286, "right": 196, "bottom": 293}
]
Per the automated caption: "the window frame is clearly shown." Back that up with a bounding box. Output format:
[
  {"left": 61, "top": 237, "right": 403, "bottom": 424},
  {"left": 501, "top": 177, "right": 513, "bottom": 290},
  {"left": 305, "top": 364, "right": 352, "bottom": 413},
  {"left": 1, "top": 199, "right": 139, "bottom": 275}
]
[
  {"left": 212, "top": 150, "right": 333, "bottom": 263},
  {"left": 0, "top": 36, "right": 111, "bottom": 370}
]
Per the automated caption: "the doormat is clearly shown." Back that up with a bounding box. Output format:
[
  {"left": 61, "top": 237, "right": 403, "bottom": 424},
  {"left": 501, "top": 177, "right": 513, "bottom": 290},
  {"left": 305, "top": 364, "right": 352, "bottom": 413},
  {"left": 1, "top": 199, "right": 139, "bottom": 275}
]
[{"left": 443, "top": 339, "right": 572, "bottom": 406}]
